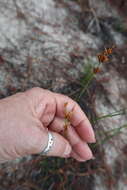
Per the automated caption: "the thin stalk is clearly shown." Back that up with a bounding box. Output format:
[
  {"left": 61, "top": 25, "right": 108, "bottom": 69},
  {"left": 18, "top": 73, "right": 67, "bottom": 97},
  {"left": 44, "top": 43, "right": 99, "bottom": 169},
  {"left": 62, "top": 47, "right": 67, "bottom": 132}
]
[
  {"left": 77, "top": 61, "right": 101, "bottom": 101},
  {"left": 100, "top": 124, "right": 127, "bottom": 145},
  {"left": 91, "top": 124, "right": 127, "bottom": 148},
  {"left": 93, "top": 109, "right": 127, "bottom": 124},
  {"left": 77, "top": 72, "right": 95, "bottom": 101}
]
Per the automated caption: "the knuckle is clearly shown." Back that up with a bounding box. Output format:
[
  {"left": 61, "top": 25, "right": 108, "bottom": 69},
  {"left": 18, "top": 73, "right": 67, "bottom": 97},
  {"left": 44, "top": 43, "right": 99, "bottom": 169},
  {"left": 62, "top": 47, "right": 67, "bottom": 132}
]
[
  {"left": 26, "top": 87, "right": 42, "bottom": 94},
  {"left": 32, "top": 87, "right": 42, "bottom": 92},
  {"left": 62, "top": 94, "right": 74, "bottom": 104}
]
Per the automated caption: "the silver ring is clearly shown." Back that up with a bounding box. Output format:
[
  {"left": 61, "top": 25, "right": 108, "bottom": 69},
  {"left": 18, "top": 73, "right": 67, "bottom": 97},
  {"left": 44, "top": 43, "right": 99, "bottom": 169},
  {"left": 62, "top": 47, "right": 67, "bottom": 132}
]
[{"left": 41, "top": 131, "right": 54, "bottom": 155}]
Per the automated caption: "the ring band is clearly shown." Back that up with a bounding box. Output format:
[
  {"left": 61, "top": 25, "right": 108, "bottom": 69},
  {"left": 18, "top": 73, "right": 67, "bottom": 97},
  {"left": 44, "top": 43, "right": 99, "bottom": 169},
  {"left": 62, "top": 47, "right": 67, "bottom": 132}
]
[{"left": 41, "top": 131, "right": 54, "bottom": 155}]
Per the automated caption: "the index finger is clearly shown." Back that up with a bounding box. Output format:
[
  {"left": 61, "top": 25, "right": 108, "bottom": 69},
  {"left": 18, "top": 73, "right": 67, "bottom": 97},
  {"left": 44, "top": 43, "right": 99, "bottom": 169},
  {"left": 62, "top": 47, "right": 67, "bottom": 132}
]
[{"left": 54, "top": 93, "right": 96, "bottom": 143}]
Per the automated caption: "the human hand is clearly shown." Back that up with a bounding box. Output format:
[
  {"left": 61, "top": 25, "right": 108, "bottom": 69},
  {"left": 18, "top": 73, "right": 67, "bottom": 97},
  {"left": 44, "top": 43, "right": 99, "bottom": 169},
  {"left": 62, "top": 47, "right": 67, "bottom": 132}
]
[{"left": 0, "top": 87, "right": 95, "bottom": 163}]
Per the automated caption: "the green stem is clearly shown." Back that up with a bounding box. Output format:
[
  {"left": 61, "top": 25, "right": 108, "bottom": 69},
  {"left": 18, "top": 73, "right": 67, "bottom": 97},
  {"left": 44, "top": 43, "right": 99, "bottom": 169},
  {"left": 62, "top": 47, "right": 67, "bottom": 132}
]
[
  {"left": 77, "top": 61, "right": 101, "bottom": 101},
  {"left": 91, "top": 124, "right": 127, "bottom": 148},
  {"left": 93, "top": 109, "right": 127, "bottom": 124},
  {"left": 77, "top": 72, "right": 95, "bottom": 101}
]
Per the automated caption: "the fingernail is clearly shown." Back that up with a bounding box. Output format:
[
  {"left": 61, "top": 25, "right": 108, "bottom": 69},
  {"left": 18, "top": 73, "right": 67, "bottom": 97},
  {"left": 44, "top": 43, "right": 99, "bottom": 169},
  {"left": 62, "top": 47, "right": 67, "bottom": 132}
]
[
  {"left": 64, "top": 154, "right": 71, "bottom": 158},
  {"left": 64, "top": 144, "right": 71, "bottom": 156},
  {"left": 93, "top": 136, "right": 96, "bottom": 143},
  {"left": 91, "top": 156, "right": 96, "bottom": 160},
  {"left": 89, "top": 135, "right": 96, "bottom": 143},
  {"left": 91, "top": 130, "right": 96, "bottom": 142},
  {"left": 78, "top": 159, "right": 86, "bottom": 162}
]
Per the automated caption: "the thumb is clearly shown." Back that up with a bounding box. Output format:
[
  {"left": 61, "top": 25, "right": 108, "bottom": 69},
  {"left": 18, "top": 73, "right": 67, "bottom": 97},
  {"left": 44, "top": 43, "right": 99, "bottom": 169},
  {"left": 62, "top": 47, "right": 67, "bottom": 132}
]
[{"left": 39, "top": 130, "right": 72, "bottom": 158}]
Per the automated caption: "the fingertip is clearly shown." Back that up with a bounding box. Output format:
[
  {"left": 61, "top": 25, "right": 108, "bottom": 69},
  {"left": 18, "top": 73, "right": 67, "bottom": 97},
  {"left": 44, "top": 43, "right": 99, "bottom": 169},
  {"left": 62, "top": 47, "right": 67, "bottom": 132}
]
[
  {"left": 63, "top": 143, "right": 72, "bottom": 157},
  {"left": 74, "top": 142, "right": 93, "bottom": 161},
  {"left": 76, "top": 120, "right": 96, "bottom": 143}
]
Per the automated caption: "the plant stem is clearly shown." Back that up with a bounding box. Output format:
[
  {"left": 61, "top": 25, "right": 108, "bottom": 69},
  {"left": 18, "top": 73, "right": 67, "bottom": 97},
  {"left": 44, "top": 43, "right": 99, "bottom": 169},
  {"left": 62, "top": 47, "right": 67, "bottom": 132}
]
[
  {"left": 77, "top": 72, "right": 95, "bottom": 101},
  {"left": 91, "top": 124, "right": 127, "bottom": 148},
  {"left": 93, "top": 109, "right": 127, "bottom": 124}
]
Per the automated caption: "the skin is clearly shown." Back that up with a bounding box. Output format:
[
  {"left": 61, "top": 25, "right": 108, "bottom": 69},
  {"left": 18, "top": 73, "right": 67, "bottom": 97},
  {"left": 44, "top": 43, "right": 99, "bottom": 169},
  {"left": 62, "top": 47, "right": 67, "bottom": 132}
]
[{"left": 0, "top": 87, "right": 96, "bottom": 163}]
